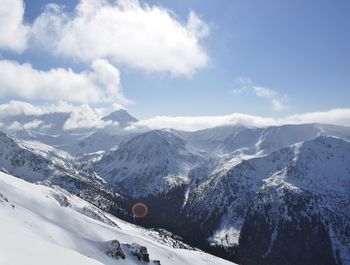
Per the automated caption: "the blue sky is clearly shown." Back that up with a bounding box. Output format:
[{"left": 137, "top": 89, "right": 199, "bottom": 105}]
[{"left": 1, "top": 0, "right": 350, "bottom": 121}]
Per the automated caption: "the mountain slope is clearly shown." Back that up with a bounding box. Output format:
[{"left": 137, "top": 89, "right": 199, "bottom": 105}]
[
  {"left": 93, "top": 130, "right": 205, "bottom": 197},
  {"left": 185, "top": 136, "right": 350, "bottom": 265},
  {"left": 0, "top": 131, "right": 95, "bottom": 186},
  {"left": 59, "top": 131, "right": 137, "bottom": 157},
  {"left": 88, "top": 125, "right": 350, "bottom": 265},
  {"left": 0, "top": 131, "right": 58, "bottom": 182},
  {"left": 92, "top": 123, "right": 350, "bottom": 198},
  {"left": 0, "top": 171, "right": 236, "bottom": 265},
  {"left": 2, "top": 123, "right": 350, "bottom": 265}
]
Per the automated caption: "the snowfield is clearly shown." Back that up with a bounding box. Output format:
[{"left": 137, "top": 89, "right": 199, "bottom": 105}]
[{"left": 0, "top": 171, "right": 235, "bottom": 265}]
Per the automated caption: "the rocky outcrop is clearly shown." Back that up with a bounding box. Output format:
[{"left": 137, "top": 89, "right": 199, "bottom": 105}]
[
  {"left": 105, "top": 240, "right": 126, "bottom": 260},
  {"left": 105, "top": 240, "right": 161, "bottom": 264}
]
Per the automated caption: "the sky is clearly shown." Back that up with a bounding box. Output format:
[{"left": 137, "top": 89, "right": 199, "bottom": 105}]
[{"left": 0, "top": 0, "right": 349, "bottom": 130}]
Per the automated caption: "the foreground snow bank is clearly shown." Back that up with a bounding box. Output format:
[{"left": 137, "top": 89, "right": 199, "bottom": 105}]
[{"left": 0, "top": 171, "right": 235, "bottom": 265}]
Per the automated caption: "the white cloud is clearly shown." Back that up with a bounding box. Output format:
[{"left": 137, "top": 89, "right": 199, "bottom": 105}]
[
  {"left": 1, "top": 101, "right": 349, "bottom": 133},
  {"left": 0, "top": 59, "right": 128, "bottom": 105},
  {"left": 285, "top": 108, "right": 350, "bottom": 125},
  {"left": 0, "top": 101, "right": 46, "bottom": 119},
  {"left": 63, "top": 104, "right": 116, "bottom": 130},
  {"left": 31, "top": 0, "right": 209, "bottom": 76},
  {"left": 232, "top": 78, "right": 288, "bottom": 111},
  {"left": 271, "top": 99, "right": 285, "bottom": 111},
  {"left": 6, "top": 120, "right": 43, "bottom": 131},
  {"left": 0, "top": 0, "right": 29, "bottom": 52},
  {"left": 126, "top": 113, "right": 276, "bottom": 132},
  {"left": 126, "top": 108, "right": 350, "bottom": 132},
  {"left": 0, "top": 101, "right": 118, "bottom": 131},
  {"left": 253, "top": 86, "right": 278, "bottom": 98},
  {"left": 6, "top": 121, "right": 24, "bottom": 131},
  {"left": 231, "top": 77, "right": 253, "bottom": 94}
]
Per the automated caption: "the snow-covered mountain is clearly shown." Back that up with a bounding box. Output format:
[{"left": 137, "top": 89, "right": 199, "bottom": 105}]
[
  {"left": 180, "top": 123, "right": 350, "bottom": 156},
  {"left": 93, "top": 124, "right": 350, "bottom": 195},
  {"left": 0, "top": 131, "right": 128, "bottom": 219},
  {"left": 1, "top": 121, "right": 350, "bottom": 265},
  {"left": 1, "top": 109, "right": 140, "bottom": 157},
  {"left": 0, "top": 131, "right": 65, "bottom": 182},
  {"left": 93, "top": 130, "right": 206, "bottom": 197},
  {"left": 89, "top": 124, "right": 350, "bottom": 265},
  {"left": 58, "top": 131, "right": 137, "bottom": 157},
  {"left": 102, "top": 109, "right": 138, "bottom": 127},
  {"left": 0, "top": 171, "right": 235, "bottom": 265},
  {"left": 184, "top": 136, "right": 350, "bottom": 265}
]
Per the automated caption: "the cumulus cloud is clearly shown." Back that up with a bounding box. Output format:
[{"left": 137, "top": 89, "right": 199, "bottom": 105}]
[
  {"left": 0, "top": 101, "right": 46, "bottom": 119},
  {"left": 0, "top": 59, "right": 128, "bottom": 105},
  {"left": 6, "top": 120, "right": 43, "bottom": 131},
  {"left": 232, "top": 78, "right": 288, "bottom": 111},
  {"left": 0, "top": 0, "right": 29, "bottom": 52},
  {"left": 63, "top": 104, "right": 116, "bottom": 130},
  {"left": 31, "top": 0, "right": 209, "bottom": 76},
  {"left": 126, "top": 108, "right": 350, "bottom": 132},
  {"left": 0, "top": 101, "right": 118, "bottom": 131}
]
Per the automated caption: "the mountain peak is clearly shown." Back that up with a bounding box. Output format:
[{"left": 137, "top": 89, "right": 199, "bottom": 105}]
[{"left": 102, "top": 109, "right": 138, "bottom": 126}]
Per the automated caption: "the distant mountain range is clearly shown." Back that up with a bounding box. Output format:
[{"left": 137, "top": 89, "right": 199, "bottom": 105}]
[{"left": 0, "top": 109, "right": 349, "bottom": 265}]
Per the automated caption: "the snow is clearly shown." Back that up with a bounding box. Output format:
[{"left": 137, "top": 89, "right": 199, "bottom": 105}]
[
  {"left": 2, "top": 110, "right": 140, "bottom": 157},
  {"left": 193, "top": 135, "right": 350, "bottom": 257},
  {"left": 93, "top": 130, "right": 206, "bottom": 197},
  {"left": 15, "top": 138, "right": 74, "bottom": 161},
  {"left": 2, "top": 118, "right": 350, "bottom": 264},
  {"left": 209, "top": 224, "right": 242, "bottom": 247},
  {"left": 0, "top": 171, "right": 235, "bottom": 265}
]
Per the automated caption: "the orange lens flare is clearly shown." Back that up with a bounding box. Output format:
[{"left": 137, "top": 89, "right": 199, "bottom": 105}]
[{"left": 132, "top": 202, "right": 148, "bottom": 218}]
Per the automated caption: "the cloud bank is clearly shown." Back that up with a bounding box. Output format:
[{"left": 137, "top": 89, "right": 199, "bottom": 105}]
[
  {"left": 0, "top": 101, "right": 116, "bottom": 131},
  {"left": 0, "top": 101, "right": 349, "bottom": 132},
  {"left": 32, "top": 0, "right": 209, "bottom": 76},
  {"left": 126, "top": 108, "right": 350, "bottom": 131},
  {"left": 0, "top": 59, "right": 128, "bottom": 104}
]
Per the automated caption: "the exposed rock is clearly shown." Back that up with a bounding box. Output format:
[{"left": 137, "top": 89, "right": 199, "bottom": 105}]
[
  {"left": 126, "top": 243, "right": 150, "bottom": 262},
  {"left": 105, "top": 240, "right": 126, "bottom": 260},
  {"left": 51, "top": 191, "right": 70, "bottom": 207}
]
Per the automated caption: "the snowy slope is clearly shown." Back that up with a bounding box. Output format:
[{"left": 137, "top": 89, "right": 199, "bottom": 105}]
[
  {"left": 0, "top": 171, "right": 235, "bottom": 265},
  {"left": 93, "top": 130, "right": 206, "bottom": 197},
  {"left": 0, "top": 131, "right": 57, "bottom": 182},
  {"left": 92, "top": 124, "right": 350, "bottom": 197},
  {"left": 0, "top": 131, "right": 120, "bottom": 215},
  {"left": 60, "top": 131, "right": 137, "bottom": 157},
  {"left": 2, "top": 122, "right": 350, "bottom": 265},
  {"left": 185, "top": 136, "right": 350, "bottom": 264},
  {"left": 183, "top": 123, "right": 350, "bottom": 156}
]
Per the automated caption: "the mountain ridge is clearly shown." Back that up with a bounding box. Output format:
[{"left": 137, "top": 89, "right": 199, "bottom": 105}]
[{"left": 0, "top": 122, "right": 350, "bottom": 264}]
